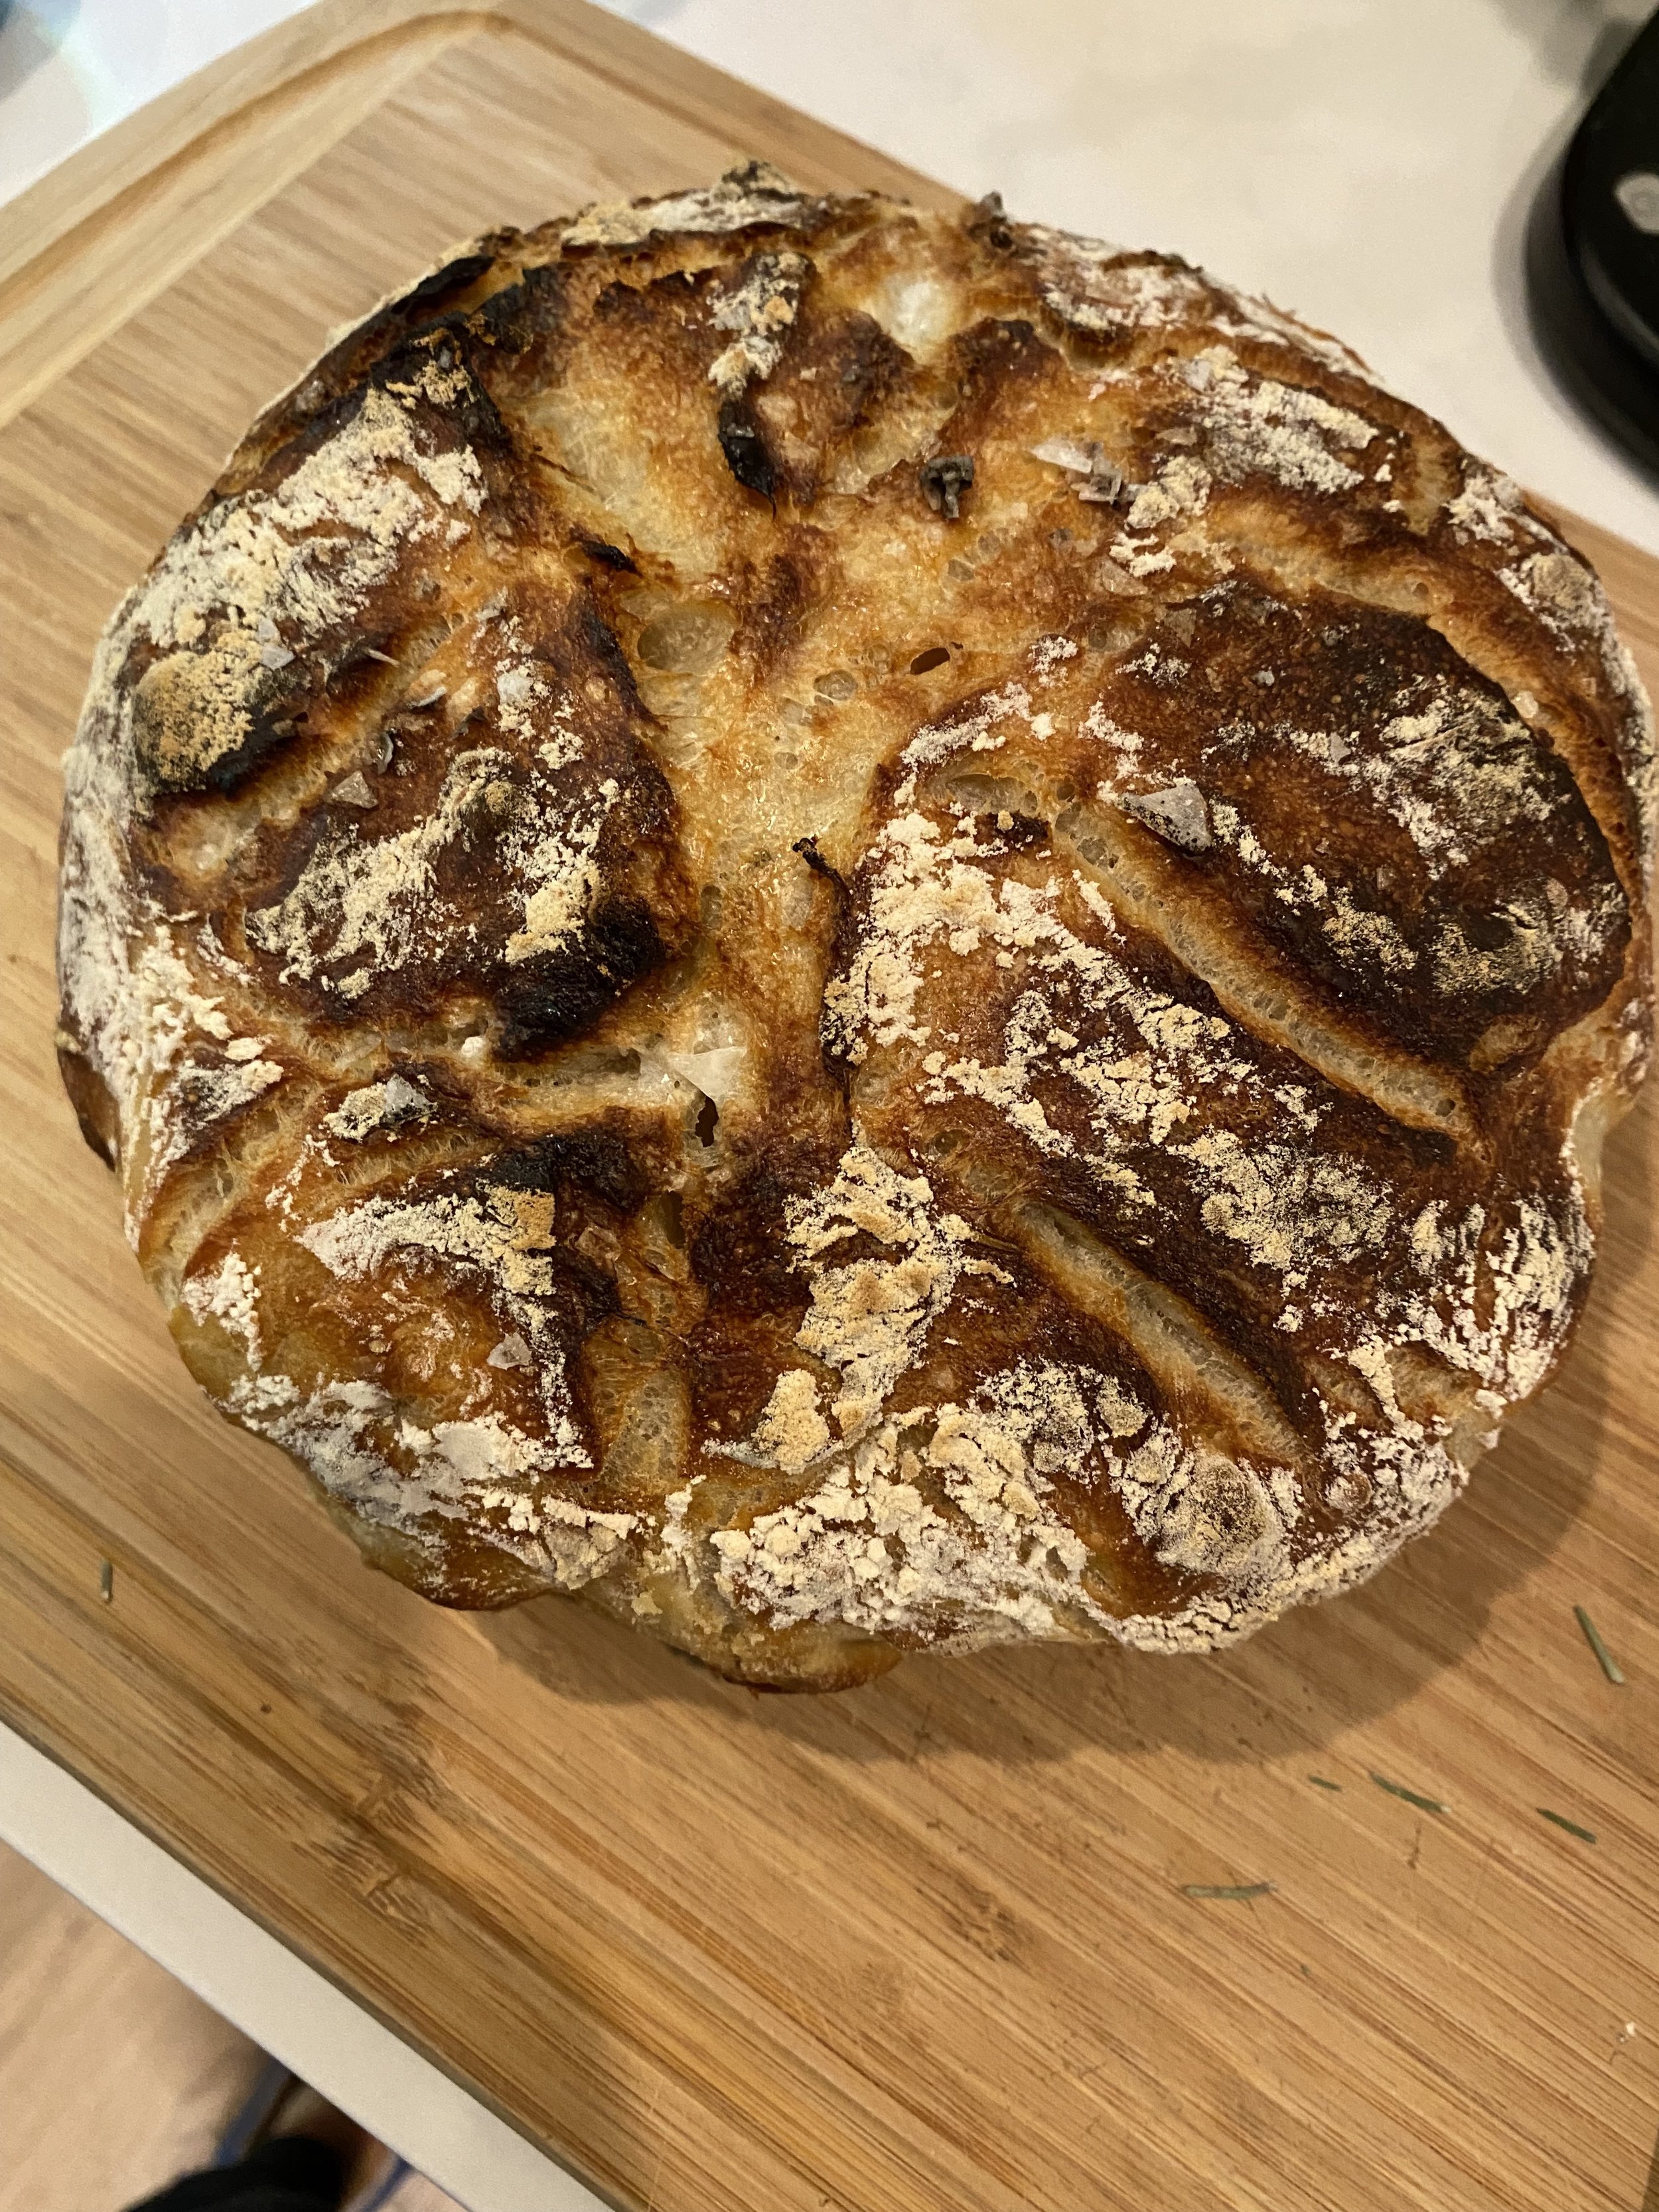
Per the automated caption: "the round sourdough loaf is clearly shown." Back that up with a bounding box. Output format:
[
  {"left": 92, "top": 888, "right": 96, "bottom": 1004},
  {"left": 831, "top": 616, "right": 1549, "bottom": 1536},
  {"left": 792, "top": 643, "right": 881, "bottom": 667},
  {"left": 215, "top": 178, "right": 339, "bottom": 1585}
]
[{"left": 57, "top": 168, "right": 1656, "bottom": 1688}]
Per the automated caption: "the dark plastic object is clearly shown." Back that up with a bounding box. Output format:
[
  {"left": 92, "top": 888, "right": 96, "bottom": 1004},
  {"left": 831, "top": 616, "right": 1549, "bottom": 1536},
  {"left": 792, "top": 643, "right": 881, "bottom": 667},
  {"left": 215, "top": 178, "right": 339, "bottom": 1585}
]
[{"left": 1528, "top": 7, "right": 1659, "bottom": 479}]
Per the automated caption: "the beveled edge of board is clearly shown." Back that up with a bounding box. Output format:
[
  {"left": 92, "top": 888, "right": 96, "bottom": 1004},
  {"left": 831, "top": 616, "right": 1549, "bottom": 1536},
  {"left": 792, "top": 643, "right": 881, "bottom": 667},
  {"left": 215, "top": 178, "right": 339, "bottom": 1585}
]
[
  {"left": 0, "top": 0, "right": 957, "bottom": 282},
  {"left": 0, "top": 1682, "right": 622, "bottom": 2209},
  {"left": 0, "top": 0, "right": 962, "bottom": 432}
]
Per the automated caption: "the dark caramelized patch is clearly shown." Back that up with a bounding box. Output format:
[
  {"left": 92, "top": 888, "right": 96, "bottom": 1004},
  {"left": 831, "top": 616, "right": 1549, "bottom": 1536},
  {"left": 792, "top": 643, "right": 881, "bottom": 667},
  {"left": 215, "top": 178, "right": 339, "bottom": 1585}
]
[
  {"left": 218, "top": 568, "right": 696, "bottom": 1043},
  {"left": 485, "top": 1128, "right": 648, "bottom": 1212},
  {"left": 942, "top": 319, "right": 1056, "bottom": 436},
  {"left": 747, "top": 306, "right": 910, "bottom": 506},
  {"left": 689, "top": 1147, "right": 838, "bottom": 1316},
  {"left": 1080, "top": 583, "right": 1630, "bottom": 1063},
  {"left": 235, "top": 251, "right": 508, "bottom": 475},
  {"left": 574, "top": 537, "right": 639, "bottom": 573},
  {"left": 127, "top": 645, "right": 311, "bottom": 803},
  {"left": 129, "top": 342, "right": 524, "bottom": 808},
  {"left": 494, "top": 893, "right": 673, "bottom": 1059},
  {"left": 475, "top": 260, "right": 566, "bottom": 356},
  {"left": 730, "top": 550, "right": 816, "bottom": 676},
  {"left": 716, "top": 397, "right": 778, "bottom": 500}
]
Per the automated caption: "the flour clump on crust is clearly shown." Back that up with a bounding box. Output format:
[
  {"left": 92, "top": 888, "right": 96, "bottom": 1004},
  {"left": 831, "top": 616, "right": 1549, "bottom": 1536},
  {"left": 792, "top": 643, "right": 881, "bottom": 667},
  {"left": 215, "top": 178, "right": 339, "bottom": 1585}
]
[{"left": 57, "top": 168, "right": 1656, "bottom": 1688}]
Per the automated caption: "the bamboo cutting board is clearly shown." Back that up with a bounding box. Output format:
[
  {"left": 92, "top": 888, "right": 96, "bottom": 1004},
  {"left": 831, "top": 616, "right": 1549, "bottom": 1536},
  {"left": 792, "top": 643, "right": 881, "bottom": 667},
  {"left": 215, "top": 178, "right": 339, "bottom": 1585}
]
[{"left": 3, "top": 8, "right": 1658, "bottom": 2209}]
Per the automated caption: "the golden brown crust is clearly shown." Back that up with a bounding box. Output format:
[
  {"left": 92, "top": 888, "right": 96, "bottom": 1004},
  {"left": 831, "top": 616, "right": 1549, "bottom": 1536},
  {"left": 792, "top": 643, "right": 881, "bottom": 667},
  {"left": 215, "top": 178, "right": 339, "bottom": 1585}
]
[{"left": 58, "top": 167, "right": 1656, "bottom": 1687}]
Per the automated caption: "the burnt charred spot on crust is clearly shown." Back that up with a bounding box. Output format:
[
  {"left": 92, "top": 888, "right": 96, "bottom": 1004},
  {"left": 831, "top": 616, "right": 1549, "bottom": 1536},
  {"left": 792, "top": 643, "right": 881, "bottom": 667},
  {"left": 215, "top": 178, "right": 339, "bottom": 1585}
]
[
  {"left": 392, "top": 251, "right": 501, "bottom": 320},
  {"left": 474, "top": 261, "right": 565, "bottom": 355},
  {"left": 484, "top": 1126, "right": 647, "bottom": 1213},
  {"left": 792, "top": 835, "right": 847, "bottom": 891},
  {"left": 717, "top": 396, "right": 778, "bottom": 500},
  {"left": 238, "top": 250, "right": 504, "bottom": 462},
  {"left": 574, "top": 537, "right": 639, "bottom": 573},
  {"left": 723, "top": 157, "right": 806, "bottom": 204},
  {"left": 561, "top": 593, "right": 650, "bottom": 710},
  {"left": 997, "top": 812, "right": 1050, "bottom": 849},
  {"left": 966, "top": 190, "right": 1017, "bottom": 252},
  {"left": 919, "top": 454, "right": 974, "bottom": 520},
  {"left": 493, "top": 893, "right": 671, "bottom": 1059}
]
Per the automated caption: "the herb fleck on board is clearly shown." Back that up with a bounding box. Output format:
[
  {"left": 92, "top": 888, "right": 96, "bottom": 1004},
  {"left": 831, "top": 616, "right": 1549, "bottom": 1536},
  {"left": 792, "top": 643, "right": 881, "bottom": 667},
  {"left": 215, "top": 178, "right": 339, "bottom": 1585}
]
[
  {"left": 1574, "top": 1605, "right": 1626, "bottom": 1686},
  {"left": 1536, "top": 1808, "right": 1597, "bottom": 1844},
  {"left": 1181, "top": 1882, "right": 1275, "bottom": 1901},
  {"left": 1369, "top": 1772, "right": 1447, "bottom": 1816}
]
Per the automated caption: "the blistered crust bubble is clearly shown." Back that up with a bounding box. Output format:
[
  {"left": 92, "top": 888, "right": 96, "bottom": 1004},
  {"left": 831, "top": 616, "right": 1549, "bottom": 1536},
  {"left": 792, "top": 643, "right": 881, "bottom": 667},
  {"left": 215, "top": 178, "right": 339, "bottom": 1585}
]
[{"left": 57, "top": 171, "right": 1656, "bottom": 1688}]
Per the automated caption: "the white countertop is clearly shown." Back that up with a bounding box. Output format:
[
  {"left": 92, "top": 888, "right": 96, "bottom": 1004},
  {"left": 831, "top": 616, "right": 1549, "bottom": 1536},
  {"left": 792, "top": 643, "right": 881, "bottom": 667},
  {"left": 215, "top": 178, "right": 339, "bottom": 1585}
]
[
  {"left": 2, "top": 4, "right": 1656, "bottom": 2207},
  {"left": 4, "top": 0, "right": 1659, "bottom": 551}
]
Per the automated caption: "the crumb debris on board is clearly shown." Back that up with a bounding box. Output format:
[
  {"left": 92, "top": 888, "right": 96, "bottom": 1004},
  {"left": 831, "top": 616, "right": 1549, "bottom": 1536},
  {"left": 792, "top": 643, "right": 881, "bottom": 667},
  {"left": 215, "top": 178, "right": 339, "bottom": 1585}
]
[
  {"left": 98, "top": 1560, "right": 113, "bottom": 1603},
  {"left": 1574, "top": 1605, "right": 1626, "bottom": 1685},
  {"left": 1307, "top": 1775, "right": 1342, "bottom": 1792},
  {"left": 1536, "top": 1808, "right": 1598, "bottom": 1844},
  {"left": 1181, "top": 1882, "right": 1275, "bottom": 1901},
  {"left": 1368, "top": 1771, "right": 1447, "bottom": 1815}
]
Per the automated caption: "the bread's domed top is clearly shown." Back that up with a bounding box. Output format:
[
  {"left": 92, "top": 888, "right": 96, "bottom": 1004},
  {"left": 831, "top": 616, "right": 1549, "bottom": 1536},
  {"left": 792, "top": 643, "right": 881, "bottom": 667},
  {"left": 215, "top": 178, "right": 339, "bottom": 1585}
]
[{"left": 57, "top": 169, "right": 1654, "bottom": 1687}]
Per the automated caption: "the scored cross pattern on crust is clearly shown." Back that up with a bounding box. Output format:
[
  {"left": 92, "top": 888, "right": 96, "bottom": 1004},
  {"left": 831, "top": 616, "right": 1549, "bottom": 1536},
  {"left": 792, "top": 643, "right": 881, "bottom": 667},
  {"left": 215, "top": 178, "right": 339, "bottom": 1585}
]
[{"left": 56, "top": 166, "right": 1656, "bottom": 1688}]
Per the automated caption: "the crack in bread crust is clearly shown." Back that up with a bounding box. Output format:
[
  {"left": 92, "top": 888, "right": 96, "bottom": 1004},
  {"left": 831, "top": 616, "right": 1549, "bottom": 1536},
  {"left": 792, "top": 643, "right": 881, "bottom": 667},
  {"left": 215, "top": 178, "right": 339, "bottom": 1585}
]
[{"left": 57, "top": 169, "right": 1656, "bottom": 1688}]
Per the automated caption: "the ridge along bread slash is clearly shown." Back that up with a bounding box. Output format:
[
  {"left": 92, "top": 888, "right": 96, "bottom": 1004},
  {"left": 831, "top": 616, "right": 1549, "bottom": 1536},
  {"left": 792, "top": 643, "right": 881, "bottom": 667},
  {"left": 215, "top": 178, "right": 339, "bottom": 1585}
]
[{"left": 55, "top": 165, "right": 1656, "bottom": 1692}]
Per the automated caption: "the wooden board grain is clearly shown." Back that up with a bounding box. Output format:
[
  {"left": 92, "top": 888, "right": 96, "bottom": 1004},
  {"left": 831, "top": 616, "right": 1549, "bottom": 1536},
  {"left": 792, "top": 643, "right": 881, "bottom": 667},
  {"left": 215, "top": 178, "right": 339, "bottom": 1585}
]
[
  {"left": 2, "top": 12, "right": 1658, "bottom": 2211},
  {"left": 0, "top": 0, "right": 956, "bottom": 429}
]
